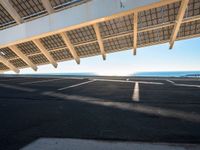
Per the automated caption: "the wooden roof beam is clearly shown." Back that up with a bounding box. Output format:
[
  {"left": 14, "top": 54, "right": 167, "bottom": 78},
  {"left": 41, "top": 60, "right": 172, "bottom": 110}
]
[
  {"left": 60, "top": 32, "right": 80, "bottom": 64},
  {"left": 0, "top": 55, "right": 19, "bottom": 73},
  {"left": 93, "top": 23, "right": 106, "bottom": 60},
  {"left": 33, "top": 39, "right": 58, "bottom": 68},
  {"left": 41, "top": 0, "right": 55, "bottom": 14},
  {"left": 0, "top": 0, "right": 23, "bottom": 24},
  {"left": 9, "top": 46, "right": 37, "bottom": 71},
  {"left": 133, "top": 12, "right": 138, "bottom": 55},
  {"left": 169, "top": 0, "right": 189, "bottom": 49}
]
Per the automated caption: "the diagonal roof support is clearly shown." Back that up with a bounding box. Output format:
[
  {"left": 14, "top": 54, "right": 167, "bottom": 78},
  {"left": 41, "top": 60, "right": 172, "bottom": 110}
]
[
  {"left": 33, "top": 39, "right": 58, "bottom": 68},
  {"left": 9, "top": 46, "right": 37, "bottom": 71},
  {"left": 0, "top": 55, "right": 19, "bottom": 73},
  {"left": 60, "top": 33, "right": 80, "bottom": 64},
  {"left": 169, "top": 0, "right": 189, "bottom": 49},
  {"left": 93, "top": 23, "right": 106, "bottom": 60},
  {"left": 0, "top": 0, "right": 23, "bottom": 24},
  {"left": 133, "top": 11, "right": 138, "bottom": 55},
  {"left": 41, "top": 0, "right": 55, "bottom": 14}
]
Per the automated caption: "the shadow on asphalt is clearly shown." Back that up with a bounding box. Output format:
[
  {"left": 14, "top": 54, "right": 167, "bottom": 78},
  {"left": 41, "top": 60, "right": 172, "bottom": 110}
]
[{"left": 0, "top": 77, "right": 200, "bottom": 149}]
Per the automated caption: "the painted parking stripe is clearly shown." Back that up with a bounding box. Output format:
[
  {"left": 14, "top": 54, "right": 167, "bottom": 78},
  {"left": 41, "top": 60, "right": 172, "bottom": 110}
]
[
  {"left": 58, "top": 80, "right": 96, "bottom": 91},
  {"left": 175, "top": 83, "right": 200, "bottom": 88},
  {"left": 132, "top": 82, "right": 140, "bottom": 102},
  {"left": 94, "top": 78, "right": 164, "bottom": 85},
  {"left": 167, "top": 80, "right": 200, "bottom": 88},
  {"left": 166, "top": 80, "right": 175, "bottom": 84}
]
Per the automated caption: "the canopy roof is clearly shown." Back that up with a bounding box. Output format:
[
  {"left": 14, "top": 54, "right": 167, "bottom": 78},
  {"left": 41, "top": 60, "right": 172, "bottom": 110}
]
[{"left": 0, "top": 0, "right": 199, "bottom": 73}]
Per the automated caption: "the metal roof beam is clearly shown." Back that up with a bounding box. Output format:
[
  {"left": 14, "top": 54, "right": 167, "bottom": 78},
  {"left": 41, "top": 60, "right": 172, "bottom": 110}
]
[
  {"left": 41, "top": 0, "right": 55, "bottom": 14},
  {"left": 60, "top": 33, "right": 80, "bottom": 64},
  {"left": 0, "top": 55, "right": 19, "bottom": 73},
  {"left": 133, "top": 12, "right": 138, "bottom": 55},
  {"left": 9, "top": 46, "right": 37, "bottom": 71},
  {"left": 0, "top": 0, "right": 163, "bottom": 48},
  {"left": 93, "top": 23, "right": 106, "bottom": 60},
  {"left": 0, "top": 0, "right": 23, "bottom": 24},
  {"left": 33, "top": 39, "right": 58, "bottom": 68},
  {"left": 169, "top": 0, "right": 189, "bottom": 49}
]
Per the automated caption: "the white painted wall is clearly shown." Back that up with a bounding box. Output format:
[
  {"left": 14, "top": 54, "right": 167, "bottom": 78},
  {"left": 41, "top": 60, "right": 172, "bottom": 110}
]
[{"left": 0, "top": 0, "right": 160, "bottom": 47}]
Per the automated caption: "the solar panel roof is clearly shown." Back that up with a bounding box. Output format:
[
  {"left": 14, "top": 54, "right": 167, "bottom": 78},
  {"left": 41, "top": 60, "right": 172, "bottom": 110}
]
[{"left": 0, "top": 0, "right": 199, "bottom": 73}]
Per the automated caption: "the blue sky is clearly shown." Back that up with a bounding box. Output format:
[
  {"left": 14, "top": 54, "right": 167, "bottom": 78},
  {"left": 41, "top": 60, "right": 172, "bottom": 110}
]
[{"left": 5, "top": 38, "right": 200, "bottom": 75}]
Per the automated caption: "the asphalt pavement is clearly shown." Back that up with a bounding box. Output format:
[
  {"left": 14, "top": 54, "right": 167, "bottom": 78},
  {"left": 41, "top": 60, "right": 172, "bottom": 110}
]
[{"left": 0, "top": 76, "right": 200, "bottom": 150}]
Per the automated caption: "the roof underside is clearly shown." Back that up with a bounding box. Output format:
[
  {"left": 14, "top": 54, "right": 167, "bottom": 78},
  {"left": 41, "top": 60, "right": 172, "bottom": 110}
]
[
  {"left": 0, "top": 0, "right": 89, "bottom": 30},
  {"left": 0, "top": 0, "right": 200, "bottom": 73}
]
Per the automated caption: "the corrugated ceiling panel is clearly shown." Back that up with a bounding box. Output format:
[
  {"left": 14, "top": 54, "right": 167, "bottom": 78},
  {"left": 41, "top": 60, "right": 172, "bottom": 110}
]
[
  {"left": 1, "top": 0, "right": 200, "bottom": 73},
  {"left": 104, "top": 35, "right": 133, "bottom": 53},
  {"left": 138, "top": 26, "right": 173, "bottom": 45},
  {"left": 9, "top": 0, "right": 47, "bottom": 20},
  {"left": 50, "top": 49, "right": 73, "bottom": 61},
  {"left": 17, "top": 41, "right": 40, "bottom": 55},
  {"left": 75, "top": 42, "right": 100, "bottom": 57},
  {"left": 67, "top": 25, "right": 97, "bottom": 45},
  {"left": 28, "top": 54, "right": 49, "bottom": 65},
  {"left": 186, "top": 0, "right": 200, "bottom": 18},
  {"left": 178, "top": 20, "right": 200, "bottom": 37},
  {"left": 0, "top": 4, "right": 16, "bottom": 30},
  {"left": 9, "top": 58, "right": 28, "bottom": 68},
  {"left": 50, "top": 0, "right": 89, "bottom": 10},
  {"left": 0, "top": 62, "right": 9, "bottom": 70},
  {"left": 0, "top": 47, "right": 17, "bottom": 59},
  {"left": 99, "top": 14, "right": 133, "bottom": 38},
  {"left": 40, "top": 34, "right": 66, "bottom": 51},
  {"left": 138, "top": 1, "right": 181, "bottom": 28}
]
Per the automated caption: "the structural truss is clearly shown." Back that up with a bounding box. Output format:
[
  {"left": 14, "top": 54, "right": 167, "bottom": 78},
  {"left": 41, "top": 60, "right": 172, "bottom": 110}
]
[{"left": 0, "top": 0, "right": 199, "bottom": 73}]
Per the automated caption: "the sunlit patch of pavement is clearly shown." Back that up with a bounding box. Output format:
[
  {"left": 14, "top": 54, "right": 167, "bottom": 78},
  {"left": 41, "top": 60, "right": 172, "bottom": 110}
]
[
  {"left": 58, "top": 80, "right": 96, "bottom": 90},
  {"left": 42, "top": 91, "right": 200, "bottom": 123},
  {"left": 0, "top": 83, "right": 36, "bottom": 92},
  {"left": 21, "top": 138, "right": 200, "bottom": 150}
]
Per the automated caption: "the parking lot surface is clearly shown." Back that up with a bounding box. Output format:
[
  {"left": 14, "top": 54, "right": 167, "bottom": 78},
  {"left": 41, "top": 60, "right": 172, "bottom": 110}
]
[{"left": 0, "top": 76, "right": 200, "bottom": 150}]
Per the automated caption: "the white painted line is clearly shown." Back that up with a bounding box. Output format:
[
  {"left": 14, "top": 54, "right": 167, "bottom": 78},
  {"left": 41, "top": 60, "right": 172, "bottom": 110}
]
[
  {"left": 0, "top": 83, "right": 36, "bottom": 92},
  {"left": 167, "top": 80, "right": 200, "bottom": 88},
  {"left": 58, "top": 80, "right": 96, "bottom": 91},
  {"left": 63, "top": 77, "right": 84, "bottom": 80},
  {"left": 94, "top": 78, "right": 164, "bottom": 85},
  {"left": 21, "top": 138, "right": 200, "bottom": 150},
  {"left": 175, "top": 83, "right": 200, "bottom": 88},
  {"left": 166, "top": 80, "right": 175, "bottom": 84},
  {"left": 20, "top": 78, "right": 65, "bottom": 85},
  {"left": 132, "top": 82, "right": 140, "bottom": 102},
  {"left": 94, "top": 78, "right": 134, "bottom": 83},
  {"left": 137, "top": 81, "right": 163, "bottom": 85}
]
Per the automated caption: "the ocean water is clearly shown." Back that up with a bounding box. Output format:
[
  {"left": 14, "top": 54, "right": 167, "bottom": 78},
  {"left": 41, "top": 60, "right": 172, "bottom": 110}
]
[
  {"left": 1, "top": 71, "right": 200, "bottom": 77},
  {"left": 133, "top": 71, "right": 200, "bottom": 77}
]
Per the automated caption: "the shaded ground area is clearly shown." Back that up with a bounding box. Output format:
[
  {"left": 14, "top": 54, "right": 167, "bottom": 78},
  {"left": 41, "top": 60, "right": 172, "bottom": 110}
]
[{"left": 0, "top": 76, "right": 200, "bottom": 150}]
